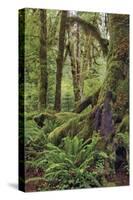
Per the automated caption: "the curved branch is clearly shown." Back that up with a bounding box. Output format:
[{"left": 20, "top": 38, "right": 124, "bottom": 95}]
[
  {"left": 68, "top": 17, "right": 108, "bottom": 55},
  {"left": 74, "top": 88, "right": 100, "bottom": 113}
]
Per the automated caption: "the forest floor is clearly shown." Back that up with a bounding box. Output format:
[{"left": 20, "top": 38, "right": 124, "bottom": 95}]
[
  {"left": 24, "top": 112, "right": 129, "bottom": 192},
  {"left": 107, "top": 171, "right": 129, "bottom": 187},
  {"left": 25, "top": 168, "right": 129, "bottom": 192}
]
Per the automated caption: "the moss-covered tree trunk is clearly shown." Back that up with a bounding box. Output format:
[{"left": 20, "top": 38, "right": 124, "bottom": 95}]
[
  {"left": 47, "top": 14, "right": 129, "bottom": 146},
  {"left": 81, "top": 34, "right": 91, "bottom": 96},
  {"left": 67, "top": 23, "right": 82, "bottom": 107},
  {"left": 67, "top": 40, "right": 81, "bottom": 108},
  {"left": 38, "top": 9, "right": 48, "bottom": 110},
  {"left": 54, "top": 11, "right": 67, "bottom": 112},
  {"left": 75, "top": 23, "right": 82, "bottom": 104},
  {"left": 67, "top": 42, "right": 79, "bottom": 105},
  {"left": 93, "top": 14, "right": 129, "bottom": 138}
]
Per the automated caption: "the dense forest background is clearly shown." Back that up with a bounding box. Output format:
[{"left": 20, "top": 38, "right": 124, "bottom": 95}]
[{"left": 19, "top": 9, "right": 129, "bottom": 192}]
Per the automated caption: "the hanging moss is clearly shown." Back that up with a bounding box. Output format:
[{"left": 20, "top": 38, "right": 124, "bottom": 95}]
[{"left": 68, "top": 16, "right": 108, "bottom": 55}]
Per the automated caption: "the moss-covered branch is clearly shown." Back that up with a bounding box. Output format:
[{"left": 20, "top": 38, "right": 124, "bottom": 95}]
[
  {"left": 75, "top": 88, "right": 100, "bottom": 113},
  {"left": 68, "top": 16, "right": 108, "bottom": 55}
]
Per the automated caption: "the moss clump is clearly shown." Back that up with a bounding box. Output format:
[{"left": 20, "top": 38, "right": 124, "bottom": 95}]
[
  {"left": 48, "top": 113, "right": 88, "bottom": 145},
  {"left": 115, "top": 132, "right": 129, "bottom": 148},
  {"left": 117, "top": 115, "right": 129, "bottom": 133},
  {"left": 34, "top": 112, "right": 79, "bottom": 128}
]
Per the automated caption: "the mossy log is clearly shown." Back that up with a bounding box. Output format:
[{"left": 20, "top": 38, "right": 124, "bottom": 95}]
[
  {"left": 75, "top": 88, "right": 100, "bottom": 113},
  {"left": 34, "top": 112, "right": 78, "bottom": 128},
  {"left": 48, "top": 113, "right": 90, "bottom": 145}
]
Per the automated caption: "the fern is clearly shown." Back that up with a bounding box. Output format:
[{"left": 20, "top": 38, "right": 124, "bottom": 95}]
[
  {"left": 116, "top": 132, "right": 129, "bottom": 147},
  {"left": 39, "top": 135, "right": 108, "bottom": 189},
  {"left": 25, "top": 134, "right": 112, "bottom": 189}
]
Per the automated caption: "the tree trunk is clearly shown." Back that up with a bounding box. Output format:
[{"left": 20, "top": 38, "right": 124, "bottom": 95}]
[
  {"left": 67, "top": 41, "right": 81, "bottom": 107},
  {"left": 67, "top": 23, "right": 82, "bottom": 107},
  {"left": 67, "top": 42, "right": 78, "bottom": 104},
  {"left": 38, "top": 9, "right": 48, "bottom": 111},
  {"left": 54, "top": 11, "right": 67, "bottom": 112},
  {"left": 93, "top": 14, "right": 129, "bottom": 138},
  {"left": 81, "top": 34, "right": 92, "bottom": 96},
  {"left": 47, "top": 14, "right": 129, "bottom": 149},
  {"left": 76, "top": 23, "right": 82, "bottom": 104}
]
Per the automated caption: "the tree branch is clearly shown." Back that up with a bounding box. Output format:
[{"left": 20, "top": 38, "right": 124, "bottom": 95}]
[
  {"left": 68, "top": 17, "right": 108, "bottom": 55},
  {"left": 74, "top": 88, "right": 100, "bottom": 113}
]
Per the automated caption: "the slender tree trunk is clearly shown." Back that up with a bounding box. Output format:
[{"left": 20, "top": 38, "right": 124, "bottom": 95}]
[
  {"left": 38, "top": 9, "right": 48, "bottom": 111},
  {"left": 54, "top": 11, "right": 67, "bottom": 112},
  {"left": 75, "top": 24, "right": 82, "bottom": 103},
  {"left": 81, "top": 34, "right": 91, "bottom": 96},
  {"left": 67, "top": 42, "right": 79, "bottom": 105},
  {"left": 67, "top": 23, "right": 82, "bottom": 107}
]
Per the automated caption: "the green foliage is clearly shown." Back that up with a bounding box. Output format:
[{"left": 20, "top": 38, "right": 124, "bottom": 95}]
[
  {"left": 55, "top": 112, "right": 78, "bottom": 124},
  {"left": 24, "top": 9, "right": 107, "bottom": 113},
  {"left": 22, "top": 9, "right": 129, "bottom": 191},
  {"left": 25, "top": 117, "right": 49, "bottom": 152},
  {"left": 25, "top": 120, "right": 41, "bottom": 147},
  {"left": 115, "top": 132, "right": 129, "bottom": 148},
  {"left": 28, "top": 134, "right": 110, "bottom": 189},
  {"left": 117, "top": 115, "right": 129, "bottom": 133},
  {"left": 43, "top": 119, "right": 59, "bottom": 135},
  {"left": 25, "top": 112, "right": 80, "bottom": 151},
  {"left": 48, "top": 113, "right": 88, "bottom": 145},
  {"left": 115, "top": 115, "right": 129, "bottom": 148}
]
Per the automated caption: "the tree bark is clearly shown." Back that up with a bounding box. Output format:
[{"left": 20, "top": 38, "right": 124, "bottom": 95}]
[
  {"left": 54, "top": 11, "right": 67, "bottom": 112},
  {"left": 67, "top": 41, "right": 82, "bottom": 107},
  {"left": 67, "top": 42, "right": 78, "bottom": 103},
  {"left": 38, "top": 9, "right": 48, "bottom": 110},
  {"left": 81, "top": 34, "right": 92, "bottom": 96},
  {"left": 93, "top": 14, "right": 129, "bottom": 138},
  {"left": 67, "top": 23, "right": 82, "bottom": 107},
  {"left": 76, "top": 23, "right": 82, "bottom": 104}
]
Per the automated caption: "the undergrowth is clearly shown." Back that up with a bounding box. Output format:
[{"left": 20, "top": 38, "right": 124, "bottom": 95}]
[{"left": 26, "top": 134, "right": 115, "bottom": 190}]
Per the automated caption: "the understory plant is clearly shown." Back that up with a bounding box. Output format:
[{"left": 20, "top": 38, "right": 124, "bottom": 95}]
[{"left": 29, "top": 134, "right": 111, "bottom": 190}]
